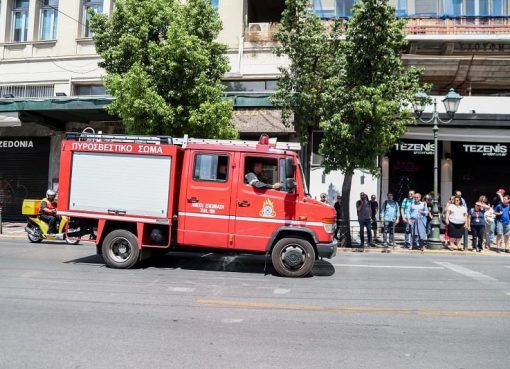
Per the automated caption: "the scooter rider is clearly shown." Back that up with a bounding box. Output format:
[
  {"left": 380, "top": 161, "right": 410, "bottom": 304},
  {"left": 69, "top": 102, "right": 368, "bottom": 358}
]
[{"left": 39, "top": 190, "right": 60, "bottom": 234}]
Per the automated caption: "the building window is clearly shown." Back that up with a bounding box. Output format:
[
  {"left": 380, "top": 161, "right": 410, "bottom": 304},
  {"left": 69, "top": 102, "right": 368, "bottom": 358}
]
[
  {"left": 12, "top": 0, "right": 29, "bottom": 42},
  {"left": 73, "top": 84, "right": 107, "bottom": 96},
  {"left": 396, "top": 0, "right": 408, "bottom": 16},
  {"left": 223, "top": 80, "right": 278, "bottom": 93},
  {"left": 40, "top": 0, "right": 59, "bottom": 40},
  {"left": 442, "top": 0, "right": 506, "bottom": 17},
  {"left": 83, "top": 0, "right": 103, "bottom": 37},
  {"left": 0, "top": 84, "right": 55, "bottom": 98},
  {"left": 193, "top": 154, "right": 229, "bottom": 182}
]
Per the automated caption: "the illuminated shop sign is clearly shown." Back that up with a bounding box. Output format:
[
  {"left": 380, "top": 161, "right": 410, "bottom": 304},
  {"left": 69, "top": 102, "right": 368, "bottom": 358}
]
[
  {"left": 463, "top": 144, "right": 507, "bottom": 157},
  {"left": 394, "top": 142, "right": 435, "bottom": 155}
]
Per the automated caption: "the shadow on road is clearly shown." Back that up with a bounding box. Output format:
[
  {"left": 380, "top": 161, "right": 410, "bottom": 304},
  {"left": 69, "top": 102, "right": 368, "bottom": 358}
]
[{"left": 65, "top": 251, "right": 336, "bottom": 277}]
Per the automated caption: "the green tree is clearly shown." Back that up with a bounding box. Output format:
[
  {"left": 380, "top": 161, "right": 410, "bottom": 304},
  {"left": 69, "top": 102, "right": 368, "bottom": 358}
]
[
  {"left": 271, "top": 0, "right": 342, "bottom": 183},
  {"left": 90, "top": 0, "right": 237, "bottom": 138},
  {"left": 320, "top": 0, "right": 423, "bottom": 221}
]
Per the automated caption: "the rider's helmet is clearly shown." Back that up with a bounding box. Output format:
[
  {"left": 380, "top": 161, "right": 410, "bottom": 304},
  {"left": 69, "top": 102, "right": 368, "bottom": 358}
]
[{"left": 46, "top": 189, "right": 56, "bottom": 198}]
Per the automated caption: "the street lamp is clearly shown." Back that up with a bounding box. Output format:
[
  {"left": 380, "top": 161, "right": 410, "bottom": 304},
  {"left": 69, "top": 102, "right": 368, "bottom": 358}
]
[{"left": 413, "top": 88, "right": 463, "bottom": 249}]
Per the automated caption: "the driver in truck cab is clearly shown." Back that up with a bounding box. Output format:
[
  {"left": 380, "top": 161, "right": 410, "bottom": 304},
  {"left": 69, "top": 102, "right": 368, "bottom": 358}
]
[
  {"left": 245, "top": 161, "right": 281, "bottom": 190},
  {"left": 39, "top": 189, "right": 60, "bottom": 234}
]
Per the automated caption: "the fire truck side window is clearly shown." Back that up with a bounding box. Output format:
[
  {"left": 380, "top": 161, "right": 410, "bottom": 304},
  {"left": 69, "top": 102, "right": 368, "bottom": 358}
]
[
  {"left": 193, "top": 154, "right": 229, "bottom": 182},
  {"left": 244, "top": 157, "right": 278, "bottom": 185}
]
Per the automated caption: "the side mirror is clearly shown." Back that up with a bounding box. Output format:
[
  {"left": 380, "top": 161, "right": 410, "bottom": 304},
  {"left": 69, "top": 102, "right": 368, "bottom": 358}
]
[
  {"left": 285, "top": 157, "right": 295, "bottom": 179},
  {"left": 285, "top": 178, "right": 295, "bottom": 192}
]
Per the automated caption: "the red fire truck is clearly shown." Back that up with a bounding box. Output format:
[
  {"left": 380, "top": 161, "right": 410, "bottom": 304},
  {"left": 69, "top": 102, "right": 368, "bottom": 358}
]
[{"left": 57, "top": 132, "right": 337, "bottom": 277}]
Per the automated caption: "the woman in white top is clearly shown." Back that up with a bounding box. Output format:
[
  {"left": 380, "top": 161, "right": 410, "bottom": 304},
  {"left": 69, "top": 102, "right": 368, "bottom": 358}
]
[{"left": 445, "top": 196, "right": 468, "bottom": 250}]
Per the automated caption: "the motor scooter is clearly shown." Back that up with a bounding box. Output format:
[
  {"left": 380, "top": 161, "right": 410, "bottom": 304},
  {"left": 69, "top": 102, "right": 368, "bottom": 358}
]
[{"left": 22, "top": 199, "right": 80, "bottom": 244}]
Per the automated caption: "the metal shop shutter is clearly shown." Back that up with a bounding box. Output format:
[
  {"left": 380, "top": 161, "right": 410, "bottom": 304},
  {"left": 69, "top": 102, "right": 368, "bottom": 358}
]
[{"left": 0, "top": 137, "right": 50, "bottom": 221}]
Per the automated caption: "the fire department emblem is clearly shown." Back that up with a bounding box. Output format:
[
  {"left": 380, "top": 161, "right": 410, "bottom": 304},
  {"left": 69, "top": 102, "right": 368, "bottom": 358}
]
[{"left": 259, "top": 199, "right": 276, "bottom": 218}]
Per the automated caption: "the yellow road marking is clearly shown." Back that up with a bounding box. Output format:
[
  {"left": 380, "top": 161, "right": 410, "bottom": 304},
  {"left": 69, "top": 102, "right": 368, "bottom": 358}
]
[{"left": 196, "top": 299, "right": 510, "bottom": 318}]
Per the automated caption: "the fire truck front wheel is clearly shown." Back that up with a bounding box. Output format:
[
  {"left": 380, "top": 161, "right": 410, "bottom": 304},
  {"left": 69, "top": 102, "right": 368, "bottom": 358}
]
[
  {"left": 271, "top": 237, "right": 315, "bottom": 277},
  {"left": 102, "top": 230, "right": 140, "bottom": 269}
]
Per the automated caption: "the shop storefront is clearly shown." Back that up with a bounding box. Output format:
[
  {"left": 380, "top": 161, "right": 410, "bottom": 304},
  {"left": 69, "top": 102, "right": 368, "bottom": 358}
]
[
  {"left": 0, "top": 137, "right": 50, "bottom": 220},
  {"left": 452, "top": 142, "right": 509, "bottom": 206},
  {"left": 386, "top": 140, "right": 440, "bottom": 203}
]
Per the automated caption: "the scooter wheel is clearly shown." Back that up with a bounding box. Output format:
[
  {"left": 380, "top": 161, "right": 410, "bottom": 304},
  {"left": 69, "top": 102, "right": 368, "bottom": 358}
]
[
  {"left": 65, "top": 236, "right": 80, "bottom": 245},
  {"left": 27, "top": 230, "right": 43, "bottom": 243}
]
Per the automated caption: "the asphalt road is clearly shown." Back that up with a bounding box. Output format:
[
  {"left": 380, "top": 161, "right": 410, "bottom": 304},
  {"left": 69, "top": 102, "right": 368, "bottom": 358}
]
[{"left": 0, "top": 239, "right": 509, "bottom": 369}]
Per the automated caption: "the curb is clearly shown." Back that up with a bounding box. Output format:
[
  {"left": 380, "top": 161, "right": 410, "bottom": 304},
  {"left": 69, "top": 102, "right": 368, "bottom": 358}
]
[{"left": 337, "top": 246, "right": 509, "bottom": 256}]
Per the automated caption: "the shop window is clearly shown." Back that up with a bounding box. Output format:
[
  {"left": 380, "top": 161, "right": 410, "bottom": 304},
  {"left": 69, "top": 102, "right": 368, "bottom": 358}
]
[
  {"left": 193, "top": 154, "right": 229, "bottom": 182},
  {"left": 82, "top": 0, "right": 103, "bottom": 37},
  {"left": 247, "top": 0, "right": 285, "bottom": 23},
  {"left": 40, "top": 0, "right": 59, "bottom": 40},
  {"left": 73, "top": 84, "right": 107, "bottom": 96},
  {"left": 244, "top": 157, "right": 278, "bottom": 186},
  {"left": 12, "top": 0, "right": 29, "bottom": 42}
]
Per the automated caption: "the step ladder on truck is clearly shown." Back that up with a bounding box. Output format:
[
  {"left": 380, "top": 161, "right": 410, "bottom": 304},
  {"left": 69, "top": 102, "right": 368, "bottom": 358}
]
[{"left": 57, "top": 131, "right": 337, "bottom": 277}]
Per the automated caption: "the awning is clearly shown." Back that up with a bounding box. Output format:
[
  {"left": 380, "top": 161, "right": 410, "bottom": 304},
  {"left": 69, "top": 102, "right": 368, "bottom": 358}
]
[
  {"left": 233, "top": 109, "right": 294, "bottom": 134},
  {"left": 0, "top": 97, "right": 116, "bottom": 125}
]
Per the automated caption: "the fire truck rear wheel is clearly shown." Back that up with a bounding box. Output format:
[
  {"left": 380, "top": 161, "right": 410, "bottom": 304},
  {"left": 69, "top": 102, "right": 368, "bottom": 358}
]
[
  {"left": 271, "top": 237, "right": 315, "bottom": 277},
  {"left": 102, "top": 230, "right": 140, "bottom": 269}
]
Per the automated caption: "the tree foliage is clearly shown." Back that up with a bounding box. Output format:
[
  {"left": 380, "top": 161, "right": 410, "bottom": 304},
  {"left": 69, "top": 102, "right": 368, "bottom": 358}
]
[
  {"left": 320, "top": 0, "right": 423, "bottom": 176},
  {"left": 90, "top": 0, "right": 237, "bottom": 138},
  {"left": 271, "top": 0, "right": 341, "bottom": 145}
]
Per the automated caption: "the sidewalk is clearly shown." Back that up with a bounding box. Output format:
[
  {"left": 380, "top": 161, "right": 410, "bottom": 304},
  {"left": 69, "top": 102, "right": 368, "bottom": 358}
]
[
  {"left": 0, "top": 222, "right": 27, "bottom": 240},
  {"left": 1, "top": 221, "right": 508, "bottom": 256}
]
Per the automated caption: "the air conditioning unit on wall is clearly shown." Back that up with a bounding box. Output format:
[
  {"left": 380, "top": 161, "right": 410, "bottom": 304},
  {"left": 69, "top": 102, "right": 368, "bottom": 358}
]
[
  {"left": 247, "top": 22, "right": 272, "bottom": 42},
  {"left": 248, "top": 22, "right": 270, "bottom": 34}
]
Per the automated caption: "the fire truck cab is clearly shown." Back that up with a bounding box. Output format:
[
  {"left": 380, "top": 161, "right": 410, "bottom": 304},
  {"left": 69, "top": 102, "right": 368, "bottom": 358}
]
[{"left": 58, "top": 132, "right": 337, "bottom": 277}]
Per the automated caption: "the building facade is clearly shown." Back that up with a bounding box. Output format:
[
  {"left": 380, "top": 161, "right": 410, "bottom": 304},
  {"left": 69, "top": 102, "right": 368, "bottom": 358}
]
[{"left": 1, "top": 0, "right": 510, "bottom": 219}]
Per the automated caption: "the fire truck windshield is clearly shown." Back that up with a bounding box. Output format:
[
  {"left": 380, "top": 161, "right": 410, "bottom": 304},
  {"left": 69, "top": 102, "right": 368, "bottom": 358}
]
[{"left": 298, "top": 162, "right": 309, "bottom": 196}]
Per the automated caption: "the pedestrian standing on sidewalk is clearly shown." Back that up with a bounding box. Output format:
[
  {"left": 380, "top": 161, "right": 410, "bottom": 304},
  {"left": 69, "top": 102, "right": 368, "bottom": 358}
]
[
  {"left": 494, "top": 195, "right": 510, "bottom": 253},
  {"left": 370, "top": 194, "right": 379, "bottom": 242},
  {"left": 468, "top": 202, "right": 485, "bottom": 252},
  {"left": 475, "top": 195, "right": 493, "bottom": 249},
  {"left": 455, "top": 190, "right": 468, "bottom": 208},
  {"left": 380, "top": 192, "right": 399, "bottom": 249},
  {"left": 334, "top": 196, "right": 345, "bottom": 242},
  {"left": 443, "top": 195, "right": 455, "bottom": 248},
  {"left": 356, "top": 192, "right": 372, "bottom": 249},
  {"left": 445, "top": 196, "right": 468, "bottom": 251},
  {"left": 490, "top": 189, "right": 505, "bottom": 246},
  {"left": 405, "top": 193, "right": 428, "bottom": 250},
  {"left": 401, "top": 190, "right": 415, "bottom": 248}
]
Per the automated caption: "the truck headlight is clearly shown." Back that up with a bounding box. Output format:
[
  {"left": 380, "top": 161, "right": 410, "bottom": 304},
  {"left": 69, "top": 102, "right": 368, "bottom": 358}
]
[{"left": 322, "top": 218, "right": 336, "bottom": 234}]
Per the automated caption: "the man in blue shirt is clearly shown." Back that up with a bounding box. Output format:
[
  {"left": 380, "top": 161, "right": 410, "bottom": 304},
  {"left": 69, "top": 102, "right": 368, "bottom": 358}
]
[
  {"left": 494, "top": 195, "right": 510, "bottom": 253},
  {"left": 380, "top": 192, "right": 399, "bottom": 250},
  {"left": 400, "top": 190, "right": 415, "bottom": 247}
]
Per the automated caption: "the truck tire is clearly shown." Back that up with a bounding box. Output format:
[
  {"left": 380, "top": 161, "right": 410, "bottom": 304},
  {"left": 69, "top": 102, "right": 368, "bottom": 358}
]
[
  {"left": 102, "top": 229, "right": 140, "bottom": 269},
  {"left": 271, "top": 237, "right": 315, "bottom": 277}
]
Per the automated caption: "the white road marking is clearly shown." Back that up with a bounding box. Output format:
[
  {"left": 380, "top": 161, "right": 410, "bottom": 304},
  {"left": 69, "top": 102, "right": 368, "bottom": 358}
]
[
  {"left": 167, "top": 287, "right": 196, "bottom": 293},
  {"left": 434, "top": 262, "right": 498, "bottom": 281},
  {"left": 333, "top": 264, "right": 444, "bottom": 270},
  {"left": 221, "top": 318, "right": 244, "bottom": 323},
  {"left": 273, "top": 288, "right": 291, "bottom": 295}
]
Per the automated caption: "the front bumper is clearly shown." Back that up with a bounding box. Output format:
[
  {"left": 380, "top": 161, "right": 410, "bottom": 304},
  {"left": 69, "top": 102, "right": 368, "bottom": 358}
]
[{"left": 317, "top": 238, "right": 338, "bottom": 259}]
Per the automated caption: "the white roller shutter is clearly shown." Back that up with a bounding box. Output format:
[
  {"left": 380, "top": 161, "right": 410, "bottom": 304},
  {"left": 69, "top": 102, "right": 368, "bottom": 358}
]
[{"left": 69, "top": 152, "right": 171, "bottom": 217}]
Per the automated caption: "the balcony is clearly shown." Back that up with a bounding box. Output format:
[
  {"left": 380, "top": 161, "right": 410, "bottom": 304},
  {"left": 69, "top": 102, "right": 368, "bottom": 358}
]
[
  {"left": 405, "top": 17, "right": 510, "bottom": 35},
  {"left": 244, "top": 17, "right": 510, "bottom": 43}
]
